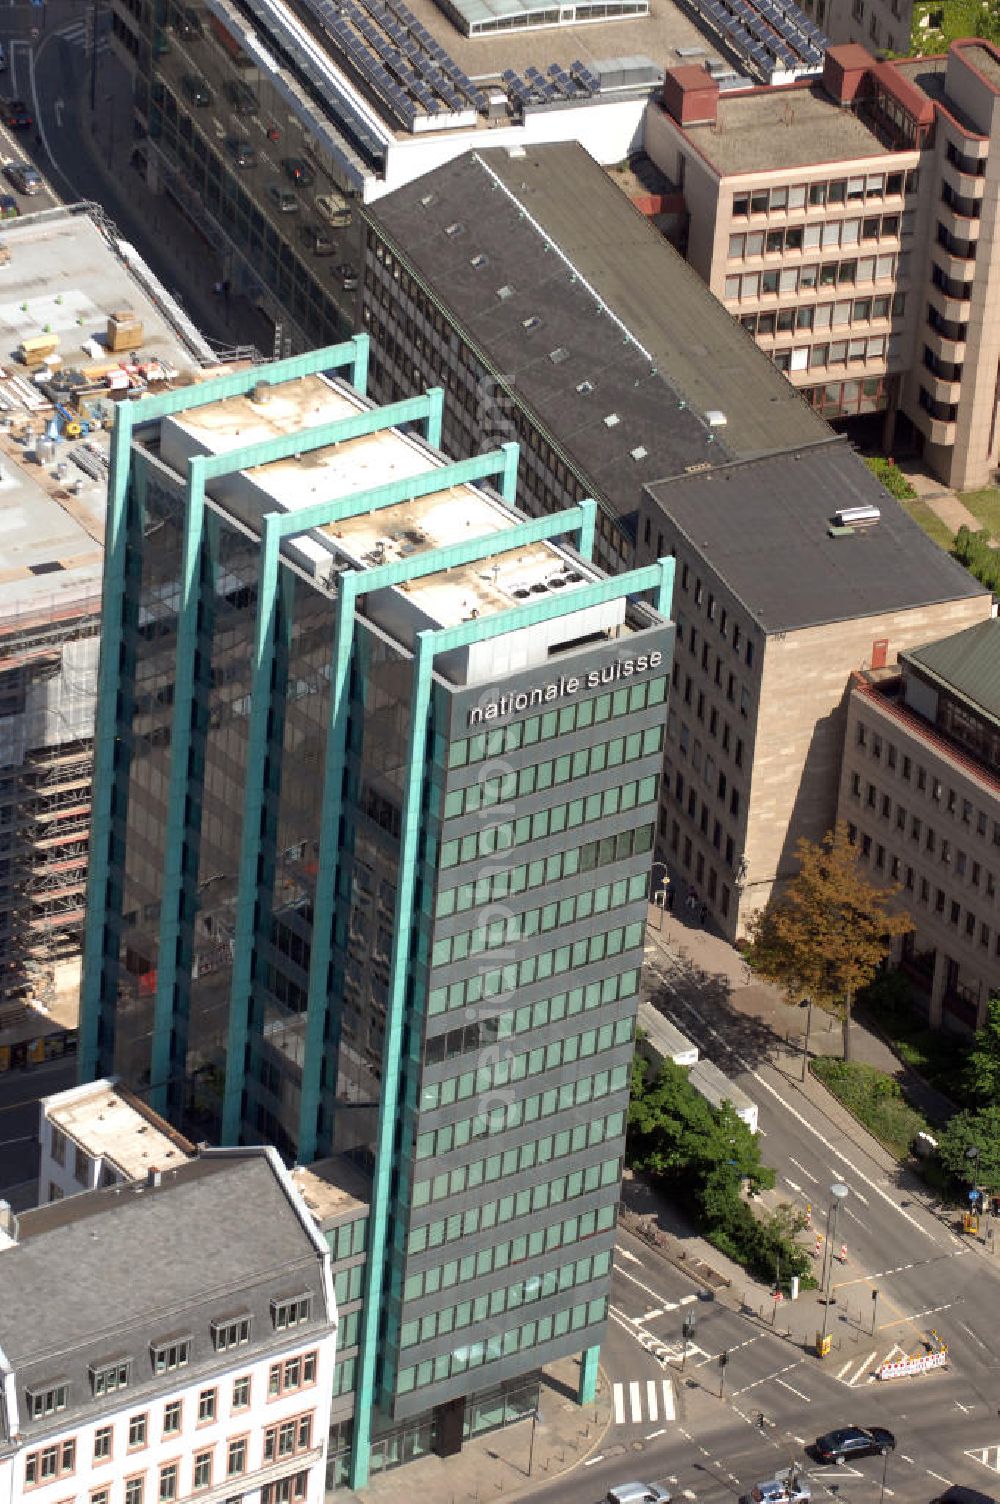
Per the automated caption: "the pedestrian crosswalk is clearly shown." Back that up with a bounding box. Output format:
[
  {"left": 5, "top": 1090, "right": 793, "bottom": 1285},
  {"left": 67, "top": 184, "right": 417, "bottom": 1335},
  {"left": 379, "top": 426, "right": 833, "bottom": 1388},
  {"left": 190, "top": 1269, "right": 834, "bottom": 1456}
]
[
  {"left": 967, "top": 1444, "right": 1000, "bottom": 1473},
  {"left": 832, "top": 1342, "right": 906, "bottom": 1387},
  {"left": 54, "top": 20, "right": 110, "bottom": 53},
  {"left": 612, "top": 1377, "right": 676, "bottom": 1426}
]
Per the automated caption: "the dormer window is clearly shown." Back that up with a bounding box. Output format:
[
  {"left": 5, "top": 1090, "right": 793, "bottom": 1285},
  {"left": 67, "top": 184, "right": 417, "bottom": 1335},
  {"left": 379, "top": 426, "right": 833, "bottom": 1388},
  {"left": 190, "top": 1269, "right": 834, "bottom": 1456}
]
[
  {"left": 150, "top": 1337, "right": 191, "bottom": 1376},
  {"left": 211, "top": 1316, "right": 252, "bottom": 1352},
  {"left": 90, "top": 1359, "right": 130, "bottom": 1398},
  {"left": 271, "top": 1294, "right": 311, "bottom": 1331},
  {"left": 26, "top": 1383, "right": 68, "bottom": 1419}
]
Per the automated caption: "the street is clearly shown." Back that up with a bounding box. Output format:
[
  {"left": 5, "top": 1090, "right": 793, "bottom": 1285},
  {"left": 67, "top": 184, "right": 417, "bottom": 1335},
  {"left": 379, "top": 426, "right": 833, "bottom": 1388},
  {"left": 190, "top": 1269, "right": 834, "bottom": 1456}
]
[
  {"left": 538, "top": 1225, "right": 1000, "bottom": 1503},
  {"left": 0, "top": 1053, "right": 76, "bottom": 1210}
]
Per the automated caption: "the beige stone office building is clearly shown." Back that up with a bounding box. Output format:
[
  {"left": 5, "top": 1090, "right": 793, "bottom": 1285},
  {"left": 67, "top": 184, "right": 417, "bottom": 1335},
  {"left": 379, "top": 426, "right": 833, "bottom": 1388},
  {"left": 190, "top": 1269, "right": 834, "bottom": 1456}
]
[
  {"left": 837, "top": 618, "right": 1000, "bottom": 1030},
  {"left": 636, "top": 445, "right": 992, "bottom": 941},
  {"left": 646, "top": 40, "right": 1000, "bottom": 489}
]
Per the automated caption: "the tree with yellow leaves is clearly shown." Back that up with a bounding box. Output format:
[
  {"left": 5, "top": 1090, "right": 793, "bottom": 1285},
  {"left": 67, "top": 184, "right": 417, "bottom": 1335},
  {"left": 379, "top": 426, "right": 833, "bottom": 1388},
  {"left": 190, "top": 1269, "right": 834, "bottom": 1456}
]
[{"left": 746, "top": 823, "right": 912, "bottom": 1061}]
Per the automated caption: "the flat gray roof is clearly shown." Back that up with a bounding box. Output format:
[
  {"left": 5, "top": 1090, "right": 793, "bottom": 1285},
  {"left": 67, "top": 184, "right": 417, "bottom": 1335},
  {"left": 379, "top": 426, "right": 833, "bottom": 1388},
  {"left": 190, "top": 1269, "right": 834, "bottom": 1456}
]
[
  {"left": 676, "top": 85, "right": 896, "bottom": 174},
  {"left": 644, "top": 445, "right": 989, "bottom": 634},
  {"left": 367, "top": 144, "right": 828, "bottom": 527}
]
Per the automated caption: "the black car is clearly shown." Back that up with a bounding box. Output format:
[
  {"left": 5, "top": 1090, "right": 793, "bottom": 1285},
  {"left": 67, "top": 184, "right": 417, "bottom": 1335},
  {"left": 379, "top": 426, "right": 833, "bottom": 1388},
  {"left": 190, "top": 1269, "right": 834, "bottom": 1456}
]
[
  {"left": 931, "top": 1491, "right": 998, "bottom": 1504},
  {"left": 173, "top": 4, "right": 203, "bottom": 35},
  {"left": 281, "top": 156, "right": 315, "bottom": 187},
  {"left": 181, "top": 73, "right": 213, "bottom": 107},
  {"left": 4, "top": 161, "right": 41, "bottom": 195},
  {"left": 813, "top": 1427, "right": 895, "bottom": 1464},
  {"left": 3, "top": 98, "right": 32, "bottom": 130},
  {"left": 224, "top": 136, "right": 257, "bottom": 169},
  {"left": 298, "top": 220, "right": 335, "bottom": 256},
  {"left": 224, "top": 79, "right": 256, "bottom": 115}
]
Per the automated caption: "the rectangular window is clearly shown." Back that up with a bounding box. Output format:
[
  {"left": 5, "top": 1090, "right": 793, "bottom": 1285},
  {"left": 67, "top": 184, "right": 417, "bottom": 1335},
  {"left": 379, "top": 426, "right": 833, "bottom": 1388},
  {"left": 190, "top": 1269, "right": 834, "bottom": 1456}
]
[
  {"left": 228, "top": 1438, "right": 248, "bottom": 1477},
  {"left": 163, "top": 1401, "right": 181, "bottom": 1437},
  {"left": 125, "top": 1479, "right": 144, "bottom": 1504},
  {"left": 271, "top": 1295, "right": 311, "bottom": 1331},
  {"left": 128, "top": 1414, "right": 148, "bottom": 1450},
  {"left": 94, "top": 1426, "right": 113, "bottom": 1463},
  {"left": 193, "top": 1451, "right": 213, "bottom": 1492},
  {"left": 211, "top": 1316, "right": 252, "bottom": 1352},
  {"left": 232, "top": 1375, "right": 251, "bottom": 1410},
  {"left": 91, "top": 1361, "right": 130, "bottom": 1398},
  {"left": 197, "top": 1389, "right": 217, "bottom": 1425},
  {"left": 158, "top": 1462, "right": 178, "bottom": 1503},
  {"left": 150, "top": 1340, "right": 190, "bottom": 1376},
  {"left": 27, "top": 1384, "right": 69, "bottom": 1419}
]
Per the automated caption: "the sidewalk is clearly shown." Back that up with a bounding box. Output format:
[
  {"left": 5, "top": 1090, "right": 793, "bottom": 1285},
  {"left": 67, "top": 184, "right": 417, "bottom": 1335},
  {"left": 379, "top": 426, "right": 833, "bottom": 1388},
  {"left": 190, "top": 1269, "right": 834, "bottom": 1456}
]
[
  {"left": 336, "top": 1356, "right": 611, "bottom": 1504},
  {"left": 896, "top": 460, "right": 995, "bottom": 541}
]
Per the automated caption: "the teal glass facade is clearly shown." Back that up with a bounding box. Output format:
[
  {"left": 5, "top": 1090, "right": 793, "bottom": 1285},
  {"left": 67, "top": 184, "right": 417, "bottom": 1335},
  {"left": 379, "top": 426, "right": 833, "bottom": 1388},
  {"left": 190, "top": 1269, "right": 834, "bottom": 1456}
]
[{"left": 80, "top": 340, "right": 674, "bottom": 1487}]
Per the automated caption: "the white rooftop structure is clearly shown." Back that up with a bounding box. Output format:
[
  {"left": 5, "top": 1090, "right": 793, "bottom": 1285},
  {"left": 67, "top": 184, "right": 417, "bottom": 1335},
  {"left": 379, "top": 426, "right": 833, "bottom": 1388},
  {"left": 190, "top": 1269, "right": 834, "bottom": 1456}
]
[{"left": 159, "top": 370, "right": 627, "bottom": 678}]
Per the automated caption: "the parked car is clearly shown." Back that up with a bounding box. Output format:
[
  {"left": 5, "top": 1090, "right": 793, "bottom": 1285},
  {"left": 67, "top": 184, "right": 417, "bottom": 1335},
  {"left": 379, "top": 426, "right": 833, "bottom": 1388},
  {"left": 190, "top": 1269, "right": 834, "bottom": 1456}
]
[
  {"left": 813, "top": 1426, "right": 895, "bottom": 1464},
  {"left": 742, "top": 1478, "right": 811, "bottom": 1504},
  {"left": 181, "top": 73, "right": 213, "bottom": 107},
  {"left": 224, "top": 136, "right": 257, "bottom": 168},
  {"left": 337, "top": 261, "right": 358, "bottom": 291},
  {"left": 267, "top": 184, "right": 299, "bottom": 214},
  {"left": 173, "top": 5, "right": 203, "bottom": 35},
  {"left": 930, "top": 1491, "right": 998, "bottom": 1504},
  {"left": 281, "top": 156, "right": 315, "bottom": 187},
  {"left": 3, "top": 99, "right": 32, "bottom": 130},
  {"left": 604, "top": 1486, "right": 671, "bottom": 1504},
  {"left": 224, "top": 79, "right": 256, "bottom": 114},
  {"left": 315, "top": 192, "right": 352, "bottom": 227},
  {"left": 298, "top": 220, "right": 335, "bottom": 256},
  {"left": 5, "top": 162, "right": 42, "bottom": 195}
]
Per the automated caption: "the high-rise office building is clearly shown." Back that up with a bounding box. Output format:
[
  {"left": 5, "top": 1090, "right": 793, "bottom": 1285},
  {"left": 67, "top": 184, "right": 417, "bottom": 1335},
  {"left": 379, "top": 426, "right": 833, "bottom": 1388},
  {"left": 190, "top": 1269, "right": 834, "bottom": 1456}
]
[{"left": 79, "top": 338, "right": 674, "bottom": 1483}]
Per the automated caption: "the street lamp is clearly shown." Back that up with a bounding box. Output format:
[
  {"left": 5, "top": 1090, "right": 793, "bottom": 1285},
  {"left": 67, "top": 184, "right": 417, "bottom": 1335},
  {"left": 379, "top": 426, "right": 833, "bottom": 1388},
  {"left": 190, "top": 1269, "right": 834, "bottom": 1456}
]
[
  {"left": 681, "top": 1313, "right": 696, "bottom": 1371},
  {"left": 650, "top": 861, "right": 670, "bottom": 930},
  {"left": 819, "top": 1183, "right": 849, "bottom": 1350},
  {"left": 879, "top": 1438, "right": 891, "bottom": 1504},
  {"left": 799, "top": 997, "right": 814, "bottom": 1083},
  {"left": 526, "top": 1406, "right": 542, "bottom": 1476}
]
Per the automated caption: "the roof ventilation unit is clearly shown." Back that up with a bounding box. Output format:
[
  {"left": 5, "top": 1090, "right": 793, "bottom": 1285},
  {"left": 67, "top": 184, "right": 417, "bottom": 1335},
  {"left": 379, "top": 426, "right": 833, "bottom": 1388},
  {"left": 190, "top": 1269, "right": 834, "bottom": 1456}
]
[
  {"left": 705, "top": 409, "right": 728, "bottom": 427},
  {"left": 833, "top": 505, "right": 881, "bottom": 528}
]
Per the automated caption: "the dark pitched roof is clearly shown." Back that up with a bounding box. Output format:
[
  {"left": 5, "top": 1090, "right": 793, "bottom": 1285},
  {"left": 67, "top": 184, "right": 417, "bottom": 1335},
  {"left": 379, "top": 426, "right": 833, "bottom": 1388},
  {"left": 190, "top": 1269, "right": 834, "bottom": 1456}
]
[
  {"left": 365, "top": 144, "right": 832, "bottom": 526},
  {"left": 2, "top": 1152, "right": 332, "bottom": 1438},
  {"left": 644, "top": 445, "right": 989, "bottom": 633},
  {"left": 903, "top": 618, "right": 1000, "bottom": 725}
]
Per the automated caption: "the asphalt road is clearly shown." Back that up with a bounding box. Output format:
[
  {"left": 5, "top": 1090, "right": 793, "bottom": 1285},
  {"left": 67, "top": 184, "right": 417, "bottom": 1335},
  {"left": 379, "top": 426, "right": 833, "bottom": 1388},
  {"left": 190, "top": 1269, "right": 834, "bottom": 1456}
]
[
  {"left": 560, "top": 1227, "right": 1000, "bottom": 1504},
  {"left": 0, "top": 1053, "right": 76, "bottom": 1209},
  {"left": 640, "top": 936, "right": 1000, "bottom": 1399}
]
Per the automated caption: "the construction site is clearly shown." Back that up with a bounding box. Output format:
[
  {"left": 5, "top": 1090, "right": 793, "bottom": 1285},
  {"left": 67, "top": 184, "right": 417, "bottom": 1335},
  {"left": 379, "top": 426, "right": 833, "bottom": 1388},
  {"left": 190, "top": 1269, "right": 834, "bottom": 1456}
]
[{"left": 0, "top": 202, "right": 239, "bottom": 1068}]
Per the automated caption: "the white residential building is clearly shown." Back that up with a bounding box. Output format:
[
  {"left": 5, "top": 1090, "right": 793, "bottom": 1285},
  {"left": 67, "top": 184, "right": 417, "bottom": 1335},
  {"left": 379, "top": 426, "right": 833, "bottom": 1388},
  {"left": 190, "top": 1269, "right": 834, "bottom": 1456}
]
[
  {"left": 0, "top": 1148, "right": 337, "bottom": 1504},
  {"left": 38, "top": 1079, "right": 195, "bottom": 1205}
]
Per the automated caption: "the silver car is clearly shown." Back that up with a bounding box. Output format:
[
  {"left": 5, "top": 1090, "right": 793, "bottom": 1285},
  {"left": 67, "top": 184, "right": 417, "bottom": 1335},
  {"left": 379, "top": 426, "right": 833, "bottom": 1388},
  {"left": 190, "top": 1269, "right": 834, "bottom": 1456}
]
[
  {"left": 742, "top": 1476, "right": 811, "bottom": 1504},
  {"left": 605, "top": 1486, "right": 671, "bottom": 1504}
]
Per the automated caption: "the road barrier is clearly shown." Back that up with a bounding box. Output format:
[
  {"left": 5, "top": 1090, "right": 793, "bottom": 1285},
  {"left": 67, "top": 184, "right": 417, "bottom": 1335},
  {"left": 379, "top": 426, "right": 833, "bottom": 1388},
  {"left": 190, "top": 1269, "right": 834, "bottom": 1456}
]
[{"left": 877, "top": 1348, "right": 948, "bottom": 1381}]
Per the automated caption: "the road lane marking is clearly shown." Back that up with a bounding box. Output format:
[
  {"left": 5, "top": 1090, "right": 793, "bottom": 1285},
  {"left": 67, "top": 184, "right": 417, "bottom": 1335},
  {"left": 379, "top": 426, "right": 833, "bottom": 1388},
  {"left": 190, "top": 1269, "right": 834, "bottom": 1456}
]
[
  {"left": 900, "top": 1454, "right": 915, "bottom": 1464},
  {"left": 679, "top": 1293, "right": 698, "bottom": 1305},
  {"left": 961, "top": 1320, "right": 990, "bottom": 1351},
  {"left": 647, "top": 1379, "right": 658, "bottom": 1421},
  {"left": 774, "top": 1377, "right": 811, "bottom": 1400},
  {"left": 789, "top": 1156, "right": 819, "bottom": 1184},
  {"left": 662, "top": 991, "right": 935, "bottom": 1240},
  {"left": 646, "top": 1427, "right": 666, "bottom": 1440},
  {"left": 927, "top": 1470, "right": 953, "bottom": 1486},
  {"left": 835, "top": 1359, "right": 853, "bottom": 1379},
  {"left": 618, "top": 1263, "right": 686, "bottom": 1307},
  {"left": 618, "top": 1247, "right": 642, "bottom": 1265},
  {"left": 662, "top": 1379, "right": 675, "bottom": 1420},
  {"left": 629, "top": 1381, "right": 641, "bottom": 1421},
  {"left": 613, "top": 1385, "right": 625, "bottom": 1424},
  {"left": 967, "top": 1445, "right": 1000, "bottom": 1473},
  {"left": 584, "top": 1454, "right": 604, "bottom": 1466},
  {"left": 641, "top": 1307, "right": 664, "bottom": 1320}
]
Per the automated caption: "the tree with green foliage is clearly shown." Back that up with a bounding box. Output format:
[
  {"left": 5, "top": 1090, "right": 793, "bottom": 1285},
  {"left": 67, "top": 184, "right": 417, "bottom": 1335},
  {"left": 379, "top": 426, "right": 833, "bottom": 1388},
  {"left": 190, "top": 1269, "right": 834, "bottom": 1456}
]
[
  {"left": 746, "top": 823, "right": 912, "bottom": 1061},
  {"left": 937, "top": 1105, "right": 1000, "bottom": 1193},
  {"left": 627, "top": 1057, "right": 816, "bottom": 1287},
  {"left": 964, "top": 994, "right": 1000, "bottom": 1106}
]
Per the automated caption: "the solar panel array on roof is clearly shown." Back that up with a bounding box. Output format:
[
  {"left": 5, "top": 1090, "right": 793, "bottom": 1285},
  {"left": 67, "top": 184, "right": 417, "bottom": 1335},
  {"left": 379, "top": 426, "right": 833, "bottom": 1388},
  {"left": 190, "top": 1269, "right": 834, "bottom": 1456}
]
[
  {"left": 692, "top": 0, "right": 826, "bottom": 78},
  {"left": 268, "top": 0, "right": 386, "bottom": 164},
  {"left": 303, "top": 0, "right": 487, "bottom": 127}
]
